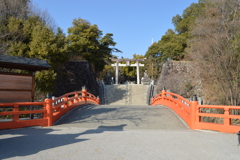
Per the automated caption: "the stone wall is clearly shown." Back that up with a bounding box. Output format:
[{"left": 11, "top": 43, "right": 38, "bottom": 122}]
[
  {"left": 156, "top": 61, "right": 203, "bottom": 99},
  {"left": 53, "top": 61, "right": 99, "bottom": 97}
]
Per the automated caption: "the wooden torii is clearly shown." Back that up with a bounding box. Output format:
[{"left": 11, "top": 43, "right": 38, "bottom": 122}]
[{"left": 110, "top": 58, "right": 146, "bottom": 84}]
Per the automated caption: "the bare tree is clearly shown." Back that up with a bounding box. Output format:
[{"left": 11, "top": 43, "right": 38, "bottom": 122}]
[
  {"left": 0, "top": 0, "right": 29, "bottom": 54},
  {"left": 188, "top": 0, "right": 240, "bottom": 105},
  {"left": 28, "top": 2, "right": 57, "bottom": 32},
  {"left": 0, "top": 0, "right": 57, "bottom": 55}
]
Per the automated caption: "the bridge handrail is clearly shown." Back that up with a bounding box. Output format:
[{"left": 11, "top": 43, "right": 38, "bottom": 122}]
[
  {"left": 0, "top": 101, "right": 48, "bottom": 129},
  {"left": 50, "top": 90, "right": 100, "bottom": 124},
  {"left": 0, "top": 89, "right": 99, "bottom": 130},
  {"left": 152, "top": 91, "right": 190, "bottom": 107},
  {"left": 151, "top": 89, "right": 240, "bottom": 133},
  {"left": 151, "top": 90, "right": 191, "bottom": 126}
]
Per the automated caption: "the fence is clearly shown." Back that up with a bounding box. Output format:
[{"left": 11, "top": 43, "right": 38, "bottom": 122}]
[
  {"left": 151, "top": 89, "right": 240, "bottom": 133},
  {"left": 0, "top": 89, "right": 99, "bottom": 130}
]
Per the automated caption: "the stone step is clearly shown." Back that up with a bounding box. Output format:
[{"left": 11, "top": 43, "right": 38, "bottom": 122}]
[
  {"left": 104, "top": 84, "right": 149, "bottom": 105},
  {"left": 104, "top": 85, "right": 128, "bottom": 105}
]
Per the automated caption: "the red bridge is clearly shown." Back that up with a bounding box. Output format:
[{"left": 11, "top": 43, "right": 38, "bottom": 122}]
[
  {"left": 152, "top": 89, "right": 240, "bottom": 133},
  {"left": 1, "top": 87, "right": 240, "bottom": 159},
  {"left": 0, "top": 89, "right": 99, "bottom": 130},
  {"left": 1, "top": 88, "right": 240, "bottom": 133}
]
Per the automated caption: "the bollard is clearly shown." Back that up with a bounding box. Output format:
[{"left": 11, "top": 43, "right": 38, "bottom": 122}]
[{"left": 237, "top": 131, "right": 240, "bottom": 146}]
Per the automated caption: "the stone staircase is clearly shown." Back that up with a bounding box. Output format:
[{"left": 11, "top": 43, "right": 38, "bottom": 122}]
[
  {"left": 129, "top": 85, "right": 149, "bottom": 105},
  {"left": 103, "top": 84, "right": 149, "bottom": 105}
]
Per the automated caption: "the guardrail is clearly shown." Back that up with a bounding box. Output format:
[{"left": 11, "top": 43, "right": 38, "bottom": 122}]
[
  {"left": 0, "top": 89, "right": 100, "bottom": 130},
  {"left": 151, "top": 89, "right": 240, "bottom": 133}
]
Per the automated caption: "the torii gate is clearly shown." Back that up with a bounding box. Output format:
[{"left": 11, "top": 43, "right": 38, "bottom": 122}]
[{"left": 110, "top": 58, "right": 146, "bottom": 84}]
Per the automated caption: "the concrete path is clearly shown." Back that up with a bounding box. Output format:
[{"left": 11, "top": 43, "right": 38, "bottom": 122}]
[
  {"left": 54, "top": 105, "right": 188, "bottom": 130},
  {"left": 0, "top": 104, "right": 240, "bottom": 160}
]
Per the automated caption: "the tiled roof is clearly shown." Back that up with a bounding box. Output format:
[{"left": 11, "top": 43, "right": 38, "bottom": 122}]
[{"left": 0, "top": 55, "right": 51, "bottom": 71}]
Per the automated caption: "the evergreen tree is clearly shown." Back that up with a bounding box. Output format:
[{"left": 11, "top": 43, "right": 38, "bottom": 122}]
[
  {"left": 145, "top": 0, "right": 207, "bottom": 64},
  {"left": 0, "top": 0, "right": 30, "bottom": 54},
  {"left": 67, "top": 18, "right": 121, "bottom": 73}
]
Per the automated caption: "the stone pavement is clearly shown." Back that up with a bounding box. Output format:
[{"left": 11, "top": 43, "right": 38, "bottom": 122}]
[{"left": 0, "top": 105, "right": 240, "bottom": 160}]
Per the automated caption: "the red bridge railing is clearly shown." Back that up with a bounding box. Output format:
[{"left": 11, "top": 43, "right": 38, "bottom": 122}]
[
  {"left": 0, "top": 89, "right": 99, "bottom": 130},
  {"left": 151, "top": 89, "right": 240, "bottom": 133}
]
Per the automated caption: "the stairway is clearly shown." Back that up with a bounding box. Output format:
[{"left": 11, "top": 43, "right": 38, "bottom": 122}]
[
  {"left": 103, "top": 84, "right": 149, "bottom": 105},
  {"left": 129, "top": 85, "right": 149, "bottom": 105}
]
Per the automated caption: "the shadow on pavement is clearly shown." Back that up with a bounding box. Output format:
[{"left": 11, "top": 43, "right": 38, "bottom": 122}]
[
  {"left": 54, "top": 104, "right": 146, "bottom": 127},
  {"left": 0, "top": 124, "right": 127, "bottom": 159},
  {"left": 54, "top": 104, "right": 117, "bottom": 125}
]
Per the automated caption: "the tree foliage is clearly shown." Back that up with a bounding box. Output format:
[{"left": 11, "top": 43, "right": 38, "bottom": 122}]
[
  {"left": 145, "top": 0, "right": 207, "bottom": 62},
  {"left": 144, "top": 0, "right": 207, "bottom": 81},
  {"left": 172, "top": 1, "right": 207, "bottom": 35},
  {"left": 0, "top": 0, "right": 69, "bottom": 93},
  {"left": 159, "top": 29, "right": 187, "bottom": 61},
  {"left": 188, "top": 0, "right": 240, "bottom": 105},
  {"left": 0, "top": 1, "right": 121, "bottom": 94},
  {"left": 67, "top": 18, "right": 121, "bottom": 73},
  {"left": 0, "top": 0, "right": 30, "bottom": 54},
  {"left": 121, "top": 54, "right": 145, "bottom": 78}
]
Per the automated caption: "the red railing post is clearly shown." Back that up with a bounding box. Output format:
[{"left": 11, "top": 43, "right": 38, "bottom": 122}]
[
  {"left": 63, "top": 96, "right": 68, "bottom": 108},
  {"left": 96, "top": 96, "right": 100, "bottom": 105},
  {"left": 13, "top": 104, "right": 19, "bottom": 122},
  {"left": 74, "top": 93, "right": 78, "bottom": 103},
  {"left": 82, "top": 87, "right": 87, "bottom": 104},
  {"left": 224, "top": 107, "right": 230, "bottom": 126},
  {"left": 190, "top": 95, "right": 198, "bottom": 130},
  {"left": 162, "top": 89, "right": 166, "bottom": 98},
  {"left": 44, "top": 93, "right": 53, "bottom": 126}
]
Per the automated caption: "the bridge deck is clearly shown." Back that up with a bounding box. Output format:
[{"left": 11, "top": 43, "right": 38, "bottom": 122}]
[
  {"left": 53, "top": 105, "right": 188, "bottom": 130},
  {"left": 1, "top": 104, "right": 240, "bottom": 159}
]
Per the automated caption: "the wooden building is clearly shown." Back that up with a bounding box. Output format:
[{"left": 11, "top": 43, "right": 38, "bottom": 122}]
[{"left": 0, "top": 55, "right": 51, "bottom": 103}]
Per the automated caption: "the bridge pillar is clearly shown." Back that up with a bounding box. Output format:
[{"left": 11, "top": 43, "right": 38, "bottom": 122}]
[
  {"left": 190, "top": 98, "right": 198, "bottom": 130},
  {"left": 45, "top": 93, "right": 53, "bottom": 126}
]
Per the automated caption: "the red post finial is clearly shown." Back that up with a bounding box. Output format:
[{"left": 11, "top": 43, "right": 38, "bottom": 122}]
[{"left": 82, "top": 87, "right": 87, "bottom": 104}]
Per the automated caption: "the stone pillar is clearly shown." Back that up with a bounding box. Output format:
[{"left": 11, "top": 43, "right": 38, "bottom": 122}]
[
  {"left": 115, "top": 61, "right": 119, "bottom": 84},
  {"left": 136, "top": 61, "right": 140, "bottom": 84}
]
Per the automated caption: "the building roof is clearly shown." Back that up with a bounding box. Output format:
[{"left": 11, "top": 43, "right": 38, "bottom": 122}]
[{"left": 0, "top": 55, "right": 51, "bottom": 71}]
